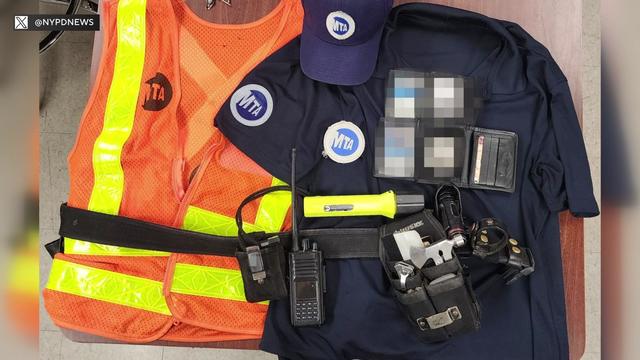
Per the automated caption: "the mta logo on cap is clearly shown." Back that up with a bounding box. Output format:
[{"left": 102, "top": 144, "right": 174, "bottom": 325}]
[
  {"left": 326, "top": 11, "right": 355, "bottom": 40},
  {"left": 230, "top": 84, "right": 273, "bottom": 127},
  {"left": 323, "top": 121, "right": 365, "bottom": 163}
]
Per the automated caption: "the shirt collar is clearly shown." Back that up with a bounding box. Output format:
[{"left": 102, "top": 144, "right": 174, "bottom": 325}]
[{"left": 372, "top": 3, "right": 527, "bottom": 96}]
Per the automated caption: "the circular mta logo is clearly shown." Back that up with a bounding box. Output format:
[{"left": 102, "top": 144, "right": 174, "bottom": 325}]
[
  {"left": 230, "top": 84, "right": 273, "bottom": 127},
  {"left": 323, "top": 121, "right": 365, "bottom": 164},
  {"left": 326, "top": 11, "right": 356, "bottom": 40},
  {"left": 143, "top": 72, "right": 173, "bottom": 111}
]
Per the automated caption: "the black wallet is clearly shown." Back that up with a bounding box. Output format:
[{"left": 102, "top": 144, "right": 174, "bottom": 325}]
[{"left": 467, "top": 127, "right": 517, "bottom": 191}]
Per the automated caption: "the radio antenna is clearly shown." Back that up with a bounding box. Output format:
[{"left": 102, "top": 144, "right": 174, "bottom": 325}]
[{"left": 291, "top": 148, "right": 299, "bottom": 251}]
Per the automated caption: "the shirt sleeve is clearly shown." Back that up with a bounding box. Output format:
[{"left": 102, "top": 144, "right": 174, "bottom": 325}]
[{"left": 530, "top": 80, "right": 600, "bottom": 217}]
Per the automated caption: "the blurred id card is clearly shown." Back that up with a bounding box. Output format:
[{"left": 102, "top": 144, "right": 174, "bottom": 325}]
[{"left": 375, "top": 69, "right": 517, "bottom": 193}]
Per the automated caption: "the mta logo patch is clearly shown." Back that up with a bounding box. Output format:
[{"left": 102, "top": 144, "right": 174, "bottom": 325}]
[
  {"left": 143, "top": 72, "right": 172, "bottom": 111},
  {"left": 323, "top": 121, "right": 365, "bottom": 164},
  {"left": 331, "top": 128, "right": 359, "bottom": 155},
  {"left": 230, "top": 84, "right": 273, "bottom": 127},
  {"left": 326, "top": 11, "right": 355, "bottom": 40},
  {"left": 332, "top": 17, "right": 349, "bottom": 35}
]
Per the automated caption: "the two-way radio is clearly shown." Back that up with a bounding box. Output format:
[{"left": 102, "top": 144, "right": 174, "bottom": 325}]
[{"left": 288, "top": 148, "right": 326, "bottom": 326}]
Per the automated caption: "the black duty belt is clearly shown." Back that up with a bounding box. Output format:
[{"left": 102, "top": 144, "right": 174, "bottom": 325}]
[{"left": 46, "top": 204, "right": 380, "bottom": 259}]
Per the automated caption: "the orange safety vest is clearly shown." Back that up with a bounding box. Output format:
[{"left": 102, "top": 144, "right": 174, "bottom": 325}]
[{"left": 43, "top": 0, "right": 302, "bottom": 343}]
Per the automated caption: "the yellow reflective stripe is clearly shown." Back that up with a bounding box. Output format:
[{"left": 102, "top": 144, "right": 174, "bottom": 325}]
[
  {"left": 71, "top": 0, "right": 153, "bottom": 256},
  {"left": 88, "top": 0, "right": 147, "bottom": 214},
  {"left": 182, "top": 178, "right": 290, "bottom": 237},
  {"left": 171, "top": 263, "right": 267, "bottom": 304},
  {"left": 46, "top": 259, "right": 171, "bottom": 315},
  {"left": 254, "top": 178, "right": 290, "bottom": 232},
  {"left": 183, "top": 205, "right": 261, "bottom": 236},
  {"left": 64, "top": 238, "right": 169, "bottom": 257}
]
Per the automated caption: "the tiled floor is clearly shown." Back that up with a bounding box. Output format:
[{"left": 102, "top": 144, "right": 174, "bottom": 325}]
[
  {"left": 38, "top": 30, "right": 276, "bottom": 360},
  {"left": 39, "top": 2, "right": 602, "bottom": 360}
]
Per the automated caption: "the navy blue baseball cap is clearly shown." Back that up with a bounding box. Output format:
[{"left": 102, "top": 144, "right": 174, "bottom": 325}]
[{"left": 300, "top": 0, "right": 393, "bottom": 86}]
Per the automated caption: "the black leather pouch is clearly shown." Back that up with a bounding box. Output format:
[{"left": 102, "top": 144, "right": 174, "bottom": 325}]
[
  {"left": 394, "top": 286, "right": 448, "bottom": 342},
  {"left": 236, "top": 236, "right": 288, "bottom": 303},
  {"left": 234, "top": 185, "right": 292, "bottom": 303},
  {"left": 391, "top": 256, "right": 481, "bottom": 342},
  {"left": 420, "top": 257, "right": 481, "bottom": 337},
  {"left": 380, "top": 212, "right": 481, "bottom": 342}
]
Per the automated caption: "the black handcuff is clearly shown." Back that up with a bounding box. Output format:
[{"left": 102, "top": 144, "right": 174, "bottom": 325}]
[
  {"left": 469, "top": 218, "right": 509, "bottom": 259},
  {"left": 464, "top": 218, "right": 535, "bottom": 285}
]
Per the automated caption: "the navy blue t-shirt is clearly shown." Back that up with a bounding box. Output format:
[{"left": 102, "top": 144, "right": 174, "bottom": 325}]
[{"left": 216, "top": 4, "right": 599, "bottom": 359}]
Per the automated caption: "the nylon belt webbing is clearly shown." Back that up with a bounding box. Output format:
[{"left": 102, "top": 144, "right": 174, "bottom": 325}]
[
  {"left": 68, "top": 178, "right": 290, "bottom": 256},
  {"left": 55, "top": 204, "right": 380, "bottom": 259},
  {"left": 64, "top": 200, "right": 290, "bottom": 257}
]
